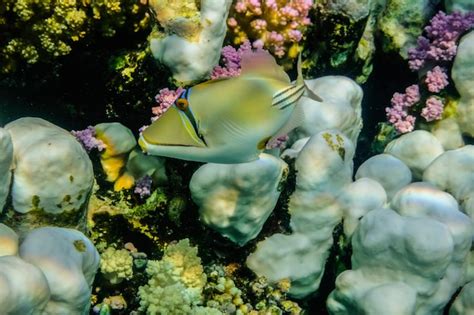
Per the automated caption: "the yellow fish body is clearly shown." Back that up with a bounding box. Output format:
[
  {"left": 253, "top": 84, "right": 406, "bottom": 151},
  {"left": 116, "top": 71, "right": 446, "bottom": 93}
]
[{"left": 139, "top": 51, "right": 321, "bottom": 163}]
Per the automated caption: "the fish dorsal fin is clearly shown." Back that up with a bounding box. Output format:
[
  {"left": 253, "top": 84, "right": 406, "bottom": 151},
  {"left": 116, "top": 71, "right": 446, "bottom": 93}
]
[
  {"left": 240, "top": 51, "right": 290, "bottom": 83},
  {"left": 269, "top": 97, "right": 307, "bottom": 143}
]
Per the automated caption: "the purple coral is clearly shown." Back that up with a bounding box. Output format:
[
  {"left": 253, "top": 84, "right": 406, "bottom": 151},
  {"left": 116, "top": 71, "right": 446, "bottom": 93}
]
[
  {"left": 266, "top": 134, "right": 289, "bottom": 150},
  {"left": 71, "top": 126, "right": 106, "bottom": 153},
  {"left": 421, "top": 97, "right": 444, "bottom": 122},
  {"left": 425, "top": 66, "right": 449, "bottom": 93},
  {"left": 152, "top": 87, "right": 185, "bottom": 120},
  {"left": 211, "top": 40, "right": 262, "bottom": 79},
  {"left": 408, "top": 11, "right": 474, "bottom": 71},
  {"left": 385, "top": 85, "right": 420, "bottom": 134},
  {"left": 134, "top": 175, "right": 152, "bottom": 198}
]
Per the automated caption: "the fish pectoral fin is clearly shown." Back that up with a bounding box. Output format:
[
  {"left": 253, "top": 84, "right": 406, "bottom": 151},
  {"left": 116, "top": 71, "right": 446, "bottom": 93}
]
[
  {"left": 269, "top": 100, "right": 306, "bottom": 143},
  {"left": 240, "top": 51, "right": 290, "bottom": 83},
  {"left": 305, "top": 81, "right": 323, "bottom": 102}
]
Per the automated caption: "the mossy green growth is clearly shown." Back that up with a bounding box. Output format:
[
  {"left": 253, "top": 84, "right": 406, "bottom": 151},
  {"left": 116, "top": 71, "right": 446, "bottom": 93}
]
[
  {"left": 323, "top": 132, "right": 346, "bottom": 160},
  {"left": 372, "top": 122, "right": 398, "bottom": 154},
  {"left": 125, "top": 188, "right": 168, "bottom": 220},
  {"left": 74, "top": 239, "right": 87, "bottom": 252}
]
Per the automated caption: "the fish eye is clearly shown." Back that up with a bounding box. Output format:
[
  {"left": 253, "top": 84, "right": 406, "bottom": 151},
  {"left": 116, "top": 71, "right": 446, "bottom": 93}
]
[{"left": 176, "top": 98, "right": 188, "bottom": 111}]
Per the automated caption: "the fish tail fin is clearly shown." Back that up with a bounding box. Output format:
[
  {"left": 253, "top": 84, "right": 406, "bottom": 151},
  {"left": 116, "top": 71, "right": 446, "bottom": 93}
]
[{"left": 296, "top": 52, "right": 323, "bottom": 103}]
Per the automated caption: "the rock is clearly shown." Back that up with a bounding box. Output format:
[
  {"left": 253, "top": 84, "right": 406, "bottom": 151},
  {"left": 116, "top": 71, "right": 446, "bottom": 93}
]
[
  {"left": 423, "top": 145, "right": 474, "bottom": 219},
  {"left": 328, "top": 193, "right": 472, "bottom": 315},
  {"left": 4, "top": 117, "right": 94, "bottom": 235},
  {"left": 339, "top": 178, "right": 387, "bottom": 237},
  {"left": 452, "top": 30, "right": 474, "bottom": 137},
  {"left": 445, "top": 0, "right": 474, "bottom": 13},
  {"left": 449, "top": 281, "right": 474, "bottom": 315},
  {"left": 0, "top": 127, "right": 13, "bottom": 212},
  {"left": 0, "top": 255, "right": 50, "bottom": 314},
  {"left": 20, "top": 227, "right": 100, "bottom": 314},
  {"left": 0, "top": 223, "right": 19, "bottom": 257},
  {"left": 190, "top": 153, "right": 288, "bottom": 246},
  {"left": 246, "top": 233, "right": 325, "bottom": 299},
  {"left": 385, "top": 130, "right": 444, "bottom": 180},
  {"left": 289, "top": 76, "right": 363, "bottom": 146},
  {"left": 378, "top": 0, "right": 441, "bottom": 57},
  {"left": 149, "top": 0, "right": 233, "bottom": 84},
  {"left": 355, "top": 153, "right": 412, "bottom": 200}
]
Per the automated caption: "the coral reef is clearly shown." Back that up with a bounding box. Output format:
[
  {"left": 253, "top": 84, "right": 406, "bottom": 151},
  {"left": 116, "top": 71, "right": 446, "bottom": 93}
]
[
  {"left": 227, "top": 0, "right": 312, "bottom": 67},
  {"left": 0, "top": 0, "right": 150, "bottom": 73},
  {"left": 100, "top": 247, "right": 134, "bottom": 285},
  {"left": 149, "top": 0, "right": 233, "bottom": 84},
  {"left": 2, "top": 117, "right": 94, "bottom": 235}
]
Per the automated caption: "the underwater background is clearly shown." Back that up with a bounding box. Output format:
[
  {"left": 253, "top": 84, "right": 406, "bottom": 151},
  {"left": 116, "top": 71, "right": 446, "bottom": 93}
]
[{"left": 0, "top": 0, "right": 474, "bottom": 314}]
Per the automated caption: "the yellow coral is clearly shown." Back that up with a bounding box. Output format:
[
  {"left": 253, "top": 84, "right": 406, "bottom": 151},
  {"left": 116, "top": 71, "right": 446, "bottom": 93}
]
[{"left": 0, "top": 0, "right": 150, "bottom": 73}]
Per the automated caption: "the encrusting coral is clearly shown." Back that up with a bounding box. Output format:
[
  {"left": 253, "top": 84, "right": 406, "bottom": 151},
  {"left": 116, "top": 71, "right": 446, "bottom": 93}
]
[{"left": 0, "top": 0, "right": 150, "bottom": 73}]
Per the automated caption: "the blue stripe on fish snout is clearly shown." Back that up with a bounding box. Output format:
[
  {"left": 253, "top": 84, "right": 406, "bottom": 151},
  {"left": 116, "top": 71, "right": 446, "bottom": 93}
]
[{"left": 272, "top": 85, "right": 305, "bottom": 110}]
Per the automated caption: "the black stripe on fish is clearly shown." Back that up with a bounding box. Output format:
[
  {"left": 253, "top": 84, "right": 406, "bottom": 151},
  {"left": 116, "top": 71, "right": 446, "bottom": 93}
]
[
  {"left": 177, "top": 88, "right": 207, "bottom": 146},
  {"left": 272, "top": 85, "right": 305, "bottom": 109},
  {"left": 272, "top": 85, "right": 294, "bottom": 101}
]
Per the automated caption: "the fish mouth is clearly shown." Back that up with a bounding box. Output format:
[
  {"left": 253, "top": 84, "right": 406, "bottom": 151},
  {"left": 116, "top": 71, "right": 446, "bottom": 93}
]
[{"left": 141, "top": 106, "right": 206, "bottom": 148}]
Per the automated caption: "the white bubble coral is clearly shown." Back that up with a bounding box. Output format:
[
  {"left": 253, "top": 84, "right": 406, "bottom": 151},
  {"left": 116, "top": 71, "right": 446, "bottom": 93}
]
[{"left": 100, "top": 247, "right": 133, "bottom": 285}]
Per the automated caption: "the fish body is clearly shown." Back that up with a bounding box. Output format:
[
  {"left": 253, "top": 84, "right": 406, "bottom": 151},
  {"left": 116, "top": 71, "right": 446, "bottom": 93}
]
[{"left": 139, "top": 51, "right": 320, "bottom": 163}]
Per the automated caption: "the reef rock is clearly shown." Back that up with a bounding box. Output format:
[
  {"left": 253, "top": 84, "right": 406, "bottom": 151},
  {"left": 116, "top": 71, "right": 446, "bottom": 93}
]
[
  {"left": 190, "top": 153, "right": 288, "bottom": 246},
  {"left": 149, "top": 0, "right": 233, "bottom": 84},
  {"left": 449, "top": 281, "right": 474, "bottom": 315},
  {"left": 423, "top": 145, "right": 474, "bottom": 219},
  {"left": 248, "top": 130, "right": 355, "bottom": 298},
  {"left": 384, "top": 130, "right": 444, "bottom": 180},
  {"left": 378, "top": 0, "right": 441, "bottom": 57},
  {"left": 20, "top": 227, "right": 100, "bottom": 314},
  {"left": 328, "top": 183, "right": 472, "bottom": 315},
  {"left": 0, "top": 127, "right": 13, "bottom": 212},
  {"left": 355, "top": 153, "right": 412, "bottom": 200},
  {"left": 289, "top": 76, "right": 363, "bottom": 146},
  {"left": 339, "top": 178, "right": 387, "bottom": 238},
  {"left": 445, "top": 0, "right": 474, "bottom": 13},
  {"left": 0, "top": 255, "right": 51, "bottom": 314},
  {"left": 246, "top": 233, "right": 324, "bottom": 298},
  {"left": 4, "top": 117, "right": 94, "bottom": 235},
  {"left": 452, "top": 30, "right": 474, "bottom": 137}
]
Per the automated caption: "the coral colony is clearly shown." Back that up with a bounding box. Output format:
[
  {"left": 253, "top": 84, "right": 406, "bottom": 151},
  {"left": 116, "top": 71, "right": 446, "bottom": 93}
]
[
  {"left": 1, "top": 1, "right": 474, "bottom": 315},
  {"left": 386, "top": 10, "right": 474, "bottom": 133}
]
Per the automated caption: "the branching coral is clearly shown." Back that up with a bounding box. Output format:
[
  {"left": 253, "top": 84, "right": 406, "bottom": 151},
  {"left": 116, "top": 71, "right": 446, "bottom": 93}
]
[
  {"left": 227, "top": 0, "right": 313, "bottom": 65},
  {"left": 100, "top": 247, "right": 134, "bottom": 285},
  {"left": 385, "top": 10, "right": 474, "bottom": 134},
  {"left": 138, "top": 239, "right": 209, "bottom": 314},
  {"left": 0, "top": 0, "right": 150, "bottom": 73}
]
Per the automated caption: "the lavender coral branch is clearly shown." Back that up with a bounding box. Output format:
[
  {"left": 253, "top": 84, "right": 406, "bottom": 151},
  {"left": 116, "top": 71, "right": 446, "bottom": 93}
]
[{"left": 71, "top": 126, "right": 106, "bottom": 153}]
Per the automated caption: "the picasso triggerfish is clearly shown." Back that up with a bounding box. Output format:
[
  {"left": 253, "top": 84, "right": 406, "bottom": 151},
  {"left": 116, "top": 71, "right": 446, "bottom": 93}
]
[{"left": 139, "top": 51, "right": 322, "bottom": 163}]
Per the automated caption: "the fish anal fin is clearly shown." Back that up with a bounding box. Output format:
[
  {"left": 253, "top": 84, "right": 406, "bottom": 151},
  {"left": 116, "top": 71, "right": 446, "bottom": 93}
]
[
  {"left": 241, "top": 51, "right": 290, "bottom": 83},
  {"left": 270, "top": 100, "right": 306, "bottom": 143}
]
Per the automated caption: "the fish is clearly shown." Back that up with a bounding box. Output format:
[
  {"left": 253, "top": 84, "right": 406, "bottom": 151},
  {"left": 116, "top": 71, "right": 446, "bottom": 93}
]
[{"left": 138, "top": 50, "right": 322, "bottom": 164}]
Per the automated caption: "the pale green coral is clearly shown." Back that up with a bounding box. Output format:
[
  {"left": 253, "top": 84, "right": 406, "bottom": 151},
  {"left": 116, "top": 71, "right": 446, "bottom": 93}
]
[
  {"left": 100, "top": 247, "right": 134, "bottom": 285},
  {"left": 138, "top": 239, "right": 211, "bottom": 315}
]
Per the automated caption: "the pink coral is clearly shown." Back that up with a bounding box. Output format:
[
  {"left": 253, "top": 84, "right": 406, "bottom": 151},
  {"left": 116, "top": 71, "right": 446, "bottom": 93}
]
[
  {"left": 228, "top": 0, "right": 313, "bottom": 60},
  {"left": 385, "top": 85, "right": 420, "bottom": 133},
  {"left": 408, "top": 11, "right": 474, "bottom": 71},
  {"left": 211, "top": 40, "right": 264, "bottom": 79},
  {"left": 425, "top": 66, "right": 449, "bottom": 93},
  {"left": 421, "top": 97, "right": 444, "bottom": 122},
  {"left": 151, "top": 87, "right": 185, "bottom": 119}
]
